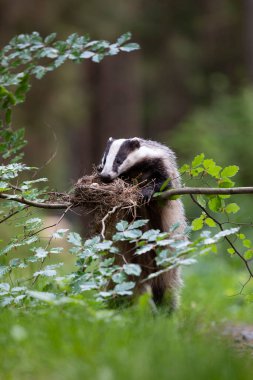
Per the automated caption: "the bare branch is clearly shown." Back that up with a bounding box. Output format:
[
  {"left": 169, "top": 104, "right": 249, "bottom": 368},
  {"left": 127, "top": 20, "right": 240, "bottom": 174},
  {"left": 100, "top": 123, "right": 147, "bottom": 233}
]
[
  {"left": 0, "top": 192, "right": 71, "bottom": 209},
  {"left": 159, "top": 186, "right": 253, "bottom": 199}
]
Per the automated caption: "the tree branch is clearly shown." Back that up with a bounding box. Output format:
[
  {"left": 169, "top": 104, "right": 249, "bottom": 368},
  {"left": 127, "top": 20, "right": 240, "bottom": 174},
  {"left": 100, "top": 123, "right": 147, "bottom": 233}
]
[
  {"left": 0, "top": 193, "right": 71, "bottom": 209},
  {"left": 159, "top": 186, "right": 253, "bottom": 199},
  {"left": 0, "top": 186, "right": 253, "bottom": 210}
]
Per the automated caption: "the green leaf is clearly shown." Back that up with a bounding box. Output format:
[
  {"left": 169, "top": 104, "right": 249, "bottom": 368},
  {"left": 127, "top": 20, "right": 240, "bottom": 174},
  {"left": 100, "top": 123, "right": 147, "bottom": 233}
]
[
  {"left": 114, "top": 281, "right": 135, "bottom": 295},
  {"left": 221, "top": 165, "right": 239, "bottom": 178},
  {"left": 128, "top": 219, "right": 148, "bottom": 229},
  {"left": 34, "top": 247, "right": 48, "bottom": 259},
  {"left": 190, "top": 167, "right": 204, "bottom": 177},
  {"left": 33, "top": 264, "right": 63, "bottom": 278},
  {"left": 192, "top": 153, "right": 204, "bottom": 168},
  {"left": 112, "top": 272, "right": 126, "bottom": 284},
  {"left": 141, "top": 229, "right": 160, "bottom": 241},
  {"left": 95, "top": 241, "right": 112, "bottom": 251},
  {"left": 0, "top": 265, "right": 10, "bottom": 277},
  {"left": 179, "top": 164, "right": 190, "bottom": 174},
  {"left": 209, "top": 165, "right": 222, "bottom": 178},
  {"left": 116, "top": 221, "right": 129, "bottom": 232},
  {"left": 203, "top": 159, "right": 216, "bottom": 170},
  {"left": 27, "top": 290, "right": 56, "bottom": 303},
  {"left": 244, "top": 249, "right": 253, "bottom": 260},
  {"left": 225, "top": 203, "right": 240, "bottom": 214},
  {"left": 23, "top": 236, "right": 38, "bottom": 245},
  {"left": 196, "top": 195, "right": 206, "bottom": 208},
  {"left": 192, "top": 217, "right": 204, "bottom": 231},
  {"left": 205, "top": 218, "right": 216, "bottom": 227},
  {"left": 92, "top": 53, "right": 105, "bottom": 63},
  {"left": 80, "top": 51, "right": 94, "bottom": 59},
  {"left": 208, "top": 197, "right": 222, "bottom": 212},
  {"left": 49, "top": 247, "right": 63, "bottom": 254},
  {"left": 123, "top": 264, "right": 142, "bottom": 276},
  {"left": 67, "top": 232, "right": 82, "bottom": 246},
  {"left": 33, "top": 268, "right": 57, "bottom": 277},
  {"left": 117, "top": 32, "right": 131, "bottom": 45},
  {"left": 53, "top": 229, "right": 69, "bottom": 238},
  {"left": 156, "top": 239, "right": 174, "bottom": 247},
  {"left": 218, "top": 179, "right": 234, "bottom": 188},
  {"left": 120, "top": 43, "right": 140, "bottom": 52},
  {"left": 203, "top": 159, "right": 221, "bottom": 177},
  {"left": 112, "top": 232, "right": 126, "bottom": 241},
  {"left": 214, "top": 227, "right": 239, "bottom": 240},
  {"left": 0, "top": 181, "right": 10, "bottom": 192},
  {"left": 227, "top": 248, "right": 235, "bottom": 255},
  {"left": 44, "top": 33, "right": 57, "bottom": 44},
  {"left": 159, "top": 178, "right": 171, "bottom": 192},
  {"left": 243, "top": 239, "right": 252, "bottom": 248},
  {"left": 135, "top": 244, "right": 154, "bottom": 255},
  {"left": 123, "top": 229, "right": 142, "bottom": 239},
  {"left": 32, "top": 66, "right": 47, "bottom": 79}
]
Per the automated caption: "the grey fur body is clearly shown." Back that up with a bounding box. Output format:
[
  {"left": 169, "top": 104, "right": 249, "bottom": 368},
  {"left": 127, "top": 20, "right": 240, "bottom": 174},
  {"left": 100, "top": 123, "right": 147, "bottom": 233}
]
[{"left": 98, "top": 137, "right": 187, "bottom": 311}]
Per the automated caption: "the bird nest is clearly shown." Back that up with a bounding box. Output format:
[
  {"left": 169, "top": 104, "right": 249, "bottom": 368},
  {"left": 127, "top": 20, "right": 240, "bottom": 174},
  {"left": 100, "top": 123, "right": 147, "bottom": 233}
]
[{"left": 57, "top": 172, "right": 144, "bottom": 236}]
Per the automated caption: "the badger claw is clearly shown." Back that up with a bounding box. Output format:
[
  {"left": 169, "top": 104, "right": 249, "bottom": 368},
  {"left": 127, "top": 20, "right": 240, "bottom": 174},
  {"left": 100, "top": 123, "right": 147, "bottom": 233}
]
[{"left": 141, "top": 187, "right": 154, "bottom": 203}]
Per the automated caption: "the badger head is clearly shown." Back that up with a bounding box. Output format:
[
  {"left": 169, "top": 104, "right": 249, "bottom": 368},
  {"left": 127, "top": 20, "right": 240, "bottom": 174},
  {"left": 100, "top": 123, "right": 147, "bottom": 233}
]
[{"left": 97, "top": 137, "right": 142, "bottom": 182}]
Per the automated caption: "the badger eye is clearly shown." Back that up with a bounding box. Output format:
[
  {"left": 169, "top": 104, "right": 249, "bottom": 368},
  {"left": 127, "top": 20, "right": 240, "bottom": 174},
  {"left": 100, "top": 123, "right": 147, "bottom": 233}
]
[
  {"left": 115, "top": 158, "right": 122, "bottom": 165},
  {"left": 97, "top": 164, "right": 103, "bottom": 173}
]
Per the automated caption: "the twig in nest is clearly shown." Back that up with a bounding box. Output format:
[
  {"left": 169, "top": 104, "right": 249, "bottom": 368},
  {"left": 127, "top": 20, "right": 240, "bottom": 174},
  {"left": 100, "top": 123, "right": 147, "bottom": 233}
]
[{"left": 101, "top": 205, "right": 120, "bottom": 239}]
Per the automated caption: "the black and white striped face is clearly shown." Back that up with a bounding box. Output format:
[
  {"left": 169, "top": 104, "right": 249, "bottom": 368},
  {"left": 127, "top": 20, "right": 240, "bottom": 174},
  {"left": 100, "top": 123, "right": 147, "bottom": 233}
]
[{"left": 97, "top": 137, "right": 142, "bottom": 182}]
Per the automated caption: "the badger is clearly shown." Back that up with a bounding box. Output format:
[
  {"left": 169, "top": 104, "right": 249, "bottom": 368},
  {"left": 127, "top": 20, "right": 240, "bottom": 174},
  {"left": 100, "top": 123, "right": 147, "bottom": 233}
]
[{"left": 97, "top": 137, "right": 187, "bottom": 312}]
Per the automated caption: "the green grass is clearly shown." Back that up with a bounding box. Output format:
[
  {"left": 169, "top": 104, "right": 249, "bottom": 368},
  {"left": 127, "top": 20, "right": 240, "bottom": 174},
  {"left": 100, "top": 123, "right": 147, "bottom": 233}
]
[{"left": 1, "top": 255, "right": 253, "bottom": 380}]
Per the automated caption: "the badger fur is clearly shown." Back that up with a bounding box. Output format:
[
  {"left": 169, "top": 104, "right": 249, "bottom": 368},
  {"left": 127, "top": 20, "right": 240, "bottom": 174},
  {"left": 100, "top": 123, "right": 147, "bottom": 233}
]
[{"left": 97, "top": 137, "right": 187, "bottom": 312}]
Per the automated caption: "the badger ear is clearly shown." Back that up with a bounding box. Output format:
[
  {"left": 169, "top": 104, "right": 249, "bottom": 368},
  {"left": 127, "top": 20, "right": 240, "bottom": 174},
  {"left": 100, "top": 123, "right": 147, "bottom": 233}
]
[
  {"left": 108, "top": 137, "right": 114, "bottom": 142},
  {"left": 130, "top": 138, "right": 140, "bottom": 149}
]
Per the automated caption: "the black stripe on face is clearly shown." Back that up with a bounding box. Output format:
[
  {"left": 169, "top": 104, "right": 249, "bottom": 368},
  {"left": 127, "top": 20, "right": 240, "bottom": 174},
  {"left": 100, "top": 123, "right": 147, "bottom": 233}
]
[
  {"left": 112, "top": 139, "right": 140, "bottom": 173},
  {"left": 102, "top": 138, "right": 114, "bottom": 166}
]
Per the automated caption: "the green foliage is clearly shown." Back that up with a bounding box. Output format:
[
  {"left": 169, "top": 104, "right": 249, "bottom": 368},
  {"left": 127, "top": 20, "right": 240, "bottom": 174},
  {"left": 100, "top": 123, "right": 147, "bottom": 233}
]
[
  {"left": 0, "top": 31, "right": 252, "bottom": 313},
  {"left": 0, "top": 216, "right": 240, "bottom": 307},
  {"left": 0, "top": 30, "right": 143, "bottom": 309},
  {"left": 0, "top": 31, "right": 139, "bottom": 162},
  {"left": 1, "top": 257, "right": 253, "bottom": 380}
]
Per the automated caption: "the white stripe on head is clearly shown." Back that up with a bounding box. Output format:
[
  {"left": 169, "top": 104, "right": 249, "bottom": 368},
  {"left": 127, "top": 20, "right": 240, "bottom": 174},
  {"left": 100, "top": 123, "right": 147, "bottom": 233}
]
[
  {"left": 101, "top": 139, "right": 126, "bottom": 178},
  {"left": 118, "top": 145, "right": 160, "bottom": 174}
]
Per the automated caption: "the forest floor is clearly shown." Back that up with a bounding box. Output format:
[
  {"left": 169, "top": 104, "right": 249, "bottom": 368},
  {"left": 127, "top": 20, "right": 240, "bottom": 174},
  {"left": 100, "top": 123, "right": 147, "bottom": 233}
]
[{"left": 1, "top": 255, "right": 253, "bottom": 380}]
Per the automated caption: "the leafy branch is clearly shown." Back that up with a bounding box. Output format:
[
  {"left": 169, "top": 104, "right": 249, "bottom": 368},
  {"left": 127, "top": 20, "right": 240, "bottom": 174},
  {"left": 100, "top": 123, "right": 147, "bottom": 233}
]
[{"left": 0, "top": 31, "right": 139, "bottom": 161}]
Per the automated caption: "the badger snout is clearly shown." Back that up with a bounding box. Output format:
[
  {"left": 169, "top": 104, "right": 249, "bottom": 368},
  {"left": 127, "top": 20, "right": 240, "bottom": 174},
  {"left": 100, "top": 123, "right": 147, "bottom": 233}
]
[{"left": 99, "top": 173, "right": 113, "bottom": 183}]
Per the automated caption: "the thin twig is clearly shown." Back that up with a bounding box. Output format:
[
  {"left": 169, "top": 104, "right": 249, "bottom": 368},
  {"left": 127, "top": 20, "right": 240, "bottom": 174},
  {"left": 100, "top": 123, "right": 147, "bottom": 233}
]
[
  {"left": 101, "top": 205, "right": 120, "bottom": 239},
  {"left": 32, "top": 204, "right": 73, "bottom": 285},
  {"left": 0, "top": 205, "right": 29, "bottom": 224},
  {"left": 190, "top": 194, "right": 253, "bottom": 280},
  {"left": 32, "top": 124, "right": 59, "bottom": 179}
]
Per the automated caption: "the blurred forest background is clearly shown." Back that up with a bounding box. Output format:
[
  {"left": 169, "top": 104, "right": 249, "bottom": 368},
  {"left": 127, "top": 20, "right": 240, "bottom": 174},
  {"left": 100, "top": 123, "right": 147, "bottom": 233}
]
[{"left": 0, "top": 0, "right": 253, "bottom": 220}]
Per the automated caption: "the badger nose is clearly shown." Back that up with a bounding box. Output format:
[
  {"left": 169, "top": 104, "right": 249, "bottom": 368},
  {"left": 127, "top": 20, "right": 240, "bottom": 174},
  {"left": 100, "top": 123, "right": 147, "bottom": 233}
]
[{"left": 99, "top": 173, "right": 113, "bottom": 183}]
